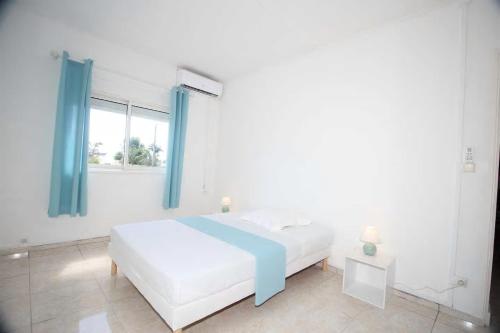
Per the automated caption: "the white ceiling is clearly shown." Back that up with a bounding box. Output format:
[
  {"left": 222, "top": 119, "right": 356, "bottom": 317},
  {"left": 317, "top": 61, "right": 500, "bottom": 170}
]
[{"left": 18, "top": 0, "right": 451, "bottom": 81}]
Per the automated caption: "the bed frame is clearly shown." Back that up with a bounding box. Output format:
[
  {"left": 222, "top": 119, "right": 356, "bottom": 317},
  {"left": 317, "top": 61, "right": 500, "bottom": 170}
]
[{"left": 110, "top": 248, "right": 330, "bottom": 332}]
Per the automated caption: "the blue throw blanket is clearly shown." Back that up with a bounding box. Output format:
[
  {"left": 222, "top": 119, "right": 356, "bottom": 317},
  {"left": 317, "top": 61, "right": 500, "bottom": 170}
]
[{"left": 176, "top": 216, "right": 286, "bottom": 305}]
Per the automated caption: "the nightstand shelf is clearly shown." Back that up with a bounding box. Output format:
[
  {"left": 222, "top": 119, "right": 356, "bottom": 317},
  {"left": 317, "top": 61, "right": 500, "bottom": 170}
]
[{"left": 342, "top": 248, "right": 395, "bottom": 309}]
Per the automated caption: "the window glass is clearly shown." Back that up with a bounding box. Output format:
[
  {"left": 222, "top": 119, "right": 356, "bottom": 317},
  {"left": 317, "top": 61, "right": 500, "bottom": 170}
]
[
  {"left": 88, "top": 98, "right": 127, "bottom": 166},
  {"left": 129, "top": 105, "right": 169, "bottom": 167}
]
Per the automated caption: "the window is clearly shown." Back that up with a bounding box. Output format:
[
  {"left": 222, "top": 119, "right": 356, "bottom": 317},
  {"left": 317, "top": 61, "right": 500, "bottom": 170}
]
[
  {"left": 88, "top": 98, "right": 127, "bottom": 166},
  {"left": 129, "top": 106, "right": 169, "bottom": 167},
  {"left": 88, "top": 96, "right": 169, "bottom": 170}
]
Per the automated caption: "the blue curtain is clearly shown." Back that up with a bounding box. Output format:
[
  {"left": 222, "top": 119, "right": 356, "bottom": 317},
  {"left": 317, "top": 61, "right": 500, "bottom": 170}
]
[
  {"left": 163, "top": 86, "right": 189, "bottom": 209},
  {"left": 48, "top": 51, "right": 93, "bottom": 217}
]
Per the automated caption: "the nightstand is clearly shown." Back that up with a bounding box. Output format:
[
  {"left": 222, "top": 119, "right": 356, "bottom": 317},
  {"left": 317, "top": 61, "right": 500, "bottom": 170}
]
[{"left": 342, "top": 248, "right": 395, "bottom": 309}]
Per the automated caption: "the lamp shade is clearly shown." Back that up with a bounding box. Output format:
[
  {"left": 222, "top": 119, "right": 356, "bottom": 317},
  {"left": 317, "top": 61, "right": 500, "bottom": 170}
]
[
  {"left": 361, "top": 226, "right": 380, "bottom": 244},
  {"left": 221, "top": 197, "right": 231, "bottom": 206}
]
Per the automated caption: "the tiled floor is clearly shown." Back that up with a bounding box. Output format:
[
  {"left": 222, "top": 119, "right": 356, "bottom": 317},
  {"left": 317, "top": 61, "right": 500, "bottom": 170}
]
[{"left": 0, "top": 240, "right": 493, "bottom": 333}]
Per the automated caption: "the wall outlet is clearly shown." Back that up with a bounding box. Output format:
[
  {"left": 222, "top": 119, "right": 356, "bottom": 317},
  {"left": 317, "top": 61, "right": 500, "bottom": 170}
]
[{"left": 451, "top": 277, "right": 468, "bottom": 288}]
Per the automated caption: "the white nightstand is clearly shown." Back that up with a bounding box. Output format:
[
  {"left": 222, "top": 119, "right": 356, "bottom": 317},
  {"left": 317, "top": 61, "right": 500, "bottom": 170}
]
[{"left": 342, "top": 248, "right": 395, "bottom": 309}]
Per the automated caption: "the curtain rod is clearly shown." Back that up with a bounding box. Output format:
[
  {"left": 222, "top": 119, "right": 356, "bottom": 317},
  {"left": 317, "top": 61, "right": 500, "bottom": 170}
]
[{"left": 49, "top": 50, "right": 169, "bottom": 91}]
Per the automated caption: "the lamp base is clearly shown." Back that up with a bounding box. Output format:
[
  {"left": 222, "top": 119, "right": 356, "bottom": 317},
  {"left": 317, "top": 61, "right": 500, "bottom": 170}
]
[
  {"left": 221, "top": 206, "right": 230, "bottom": 213},
  {"left": 363, "top": 242, "right": 377, "bottom": 256}
]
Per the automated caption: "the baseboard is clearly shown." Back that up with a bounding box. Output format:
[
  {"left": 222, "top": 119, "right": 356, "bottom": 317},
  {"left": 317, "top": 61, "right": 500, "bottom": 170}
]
[
  {"left": 0, "top": 236, "right": 110, "bottom": 255},
  {"left": 438, "top": 304, "right": 488, "bottom": 327}
]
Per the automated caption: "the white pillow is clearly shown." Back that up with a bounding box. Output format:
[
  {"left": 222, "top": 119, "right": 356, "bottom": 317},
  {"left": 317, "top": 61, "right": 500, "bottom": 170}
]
[{"left": 241, "top": 209, "right": 311, "bottom": 231}]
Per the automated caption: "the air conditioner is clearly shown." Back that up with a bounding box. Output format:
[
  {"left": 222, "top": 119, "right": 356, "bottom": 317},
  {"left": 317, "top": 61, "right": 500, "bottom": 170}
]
[{"left": 176, "top": 69, "right": 223, "bottom": 97}]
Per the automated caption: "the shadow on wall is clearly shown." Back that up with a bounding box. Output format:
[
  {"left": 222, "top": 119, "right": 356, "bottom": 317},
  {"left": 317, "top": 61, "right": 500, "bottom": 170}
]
[
  {"left": 0, "top": 0, "right": 12, "bottom": 23},
  {"left": 0, "top": 312, "right": 9, "bottom": 333}
]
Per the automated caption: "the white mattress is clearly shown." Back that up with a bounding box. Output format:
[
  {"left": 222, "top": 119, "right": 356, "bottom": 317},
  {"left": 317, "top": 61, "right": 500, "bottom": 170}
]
[{"left": 109, "top": 213, "right": 333, "bottom": 306}]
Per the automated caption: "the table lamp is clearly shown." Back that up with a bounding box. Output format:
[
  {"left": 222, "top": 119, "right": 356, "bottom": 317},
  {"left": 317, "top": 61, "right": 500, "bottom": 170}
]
[
  {"left": 221, "top": 197, "right": 231, "bottom": 213},
  {"left": 361, "top": 226, "right": 380, "bottom": 256}
]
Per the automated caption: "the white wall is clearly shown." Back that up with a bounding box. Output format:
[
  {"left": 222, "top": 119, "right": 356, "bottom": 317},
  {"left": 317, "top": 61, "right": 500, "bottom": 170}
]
[
  {"left": 2, "top": 0, "right": 499, "bottom": 322},
  {"left": 0, "top": 5, "right": 220, "bottom": 248},
  {"left": 215, "top": 2, "right": 478, "bottom": 312},
  {"left": 216, "top": 0, "right": 500, "bottom": 319},
  {"left": 452, "top": 0, "right": 500, "bottom": 320}
]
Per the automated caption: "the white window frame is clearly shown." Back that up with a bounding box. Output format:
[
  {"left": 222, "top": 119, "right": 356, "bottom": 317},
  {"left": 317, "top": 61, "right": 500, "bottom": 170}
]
[{"left": 88, "top": 92, "right": 169, "bottom": 174}]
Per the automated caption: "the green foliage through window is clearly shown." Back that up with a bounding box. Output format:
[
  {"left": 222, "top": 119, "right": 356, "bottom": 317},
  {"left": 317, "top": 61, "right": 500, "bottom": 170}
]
[
  {"left": 113, "top": 137, "right": 163, "bottom": 167},
  {"left": 88, "top": 142, "right": 104, "bottom": 164}
]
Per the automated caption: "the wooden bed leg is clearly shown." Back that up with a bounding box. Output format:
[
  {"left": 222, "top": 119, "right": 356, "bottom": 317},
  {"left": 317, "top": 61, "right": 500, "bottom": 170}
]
[
  {"left": 111, "top": 260, "right": 117, "bottom": 276},
  {"left": 173, "top": 329, "right": 183, "bottom": 333},
  {"left": 322, "top": 258, "right": 329, "bottom": 272}
]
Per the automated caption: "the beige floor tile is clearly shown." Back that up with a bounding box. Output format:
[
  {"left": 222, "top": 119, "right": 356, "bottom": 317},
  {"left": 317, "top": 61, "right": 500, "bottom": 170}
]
[
  {"left": 287, "top": 266, "right": 336, "bottom": 292},
  {"left": 98, "top": 274, "right": 140, "bottom": 302},
  {"left": 190, "top": 299, "right": 266, "bottom": 333},
  {"left": 78, "top": 243, "right": 109, "bottom": 260},
  {"left": 292, "top": 305, "right": 352, "bottom": 333},
  {"left": 31, "top": 283, "right": 107, "bottom": 323},
  {"left": 0, "top": 248, "right": 29, "bottom": 256},
  {"left": 125, "top": 318, "right": 171, "bottom": 333},
  {"left": 392, "top": 289, "right": 439, "bottom": 311},
  {"left": 0, "top": 242, "right": 491, "bottom": 333},
  {"left": 302, "top": 272, "right": 339, "bottom": 293},
  {"left": 31, "top": 277, "right": 102, "bottom": 298},
  {"left": 30, "top": 267, "right": 95, "bottom": 294},
  {"left": 188, "top": 273, "right": 353, "bottom": 333},
  {"left": 0, "top": 296, "right": 31, "bottom": 332},
  {"left": 109, "top": 294, "right": 153, "bottom": 318},
  {"left": 4, "top": 324, "right": 32, "bottom": 333},
  {"left": 435, "top": 313, "right": 491, "bottom": 332},
  {"left": 439, "top": 307, "right": 486, "bottom": 327},
  {"left": 32, "top": 309, "right": 124, "bottom": 333},
  {"left": 29, "top": 252, "right": 83, "bottom": 274},
  {"left": 58, "top": 243, "right": 113, "bottom": 279},
  {"left": 432, "top": 322, "right": 497, "bottom": 333},
  {"left": 82, "top": 257, "right": 113, "bottom": 278},
  {"left": 98, "top": 274, "right": 132, "bottom": 291},
  {"left": 341, "top": 319, "right": 384, "bottom": 333},
  {"left": 29, "top": 245, "right": 81, "bottom": 258},
  {"left": 191, "top": 267, "right": 353, "bottom": 332},
  {"left": 0, "top": 274, "right": 29, "bottom": 301},
  {"left": 343, "top": 304, "right": 435, "bottom": 333},
  {"left": 0, "top": 253, "right": 28, "bottom": 261},
  {"left": 308, "top": 278, "right": 372, "bottom": 318},
  {"left": 432, "top": 322, "right": 465, "bottom": 333},
  {"left": 114, "top": 306, "right": 165, "bottom": 332},
  {"left": 0, "top": 258, "right": 29, "bottom": 280},
  {"left": 261, "top": 286, "right": 313, "bottom": 317},
  {"left": 388, "top": 295, "right": 438, "bottom": 319},
  {"left": 186, "top": 319, "right": 234, "bottom": 333}
]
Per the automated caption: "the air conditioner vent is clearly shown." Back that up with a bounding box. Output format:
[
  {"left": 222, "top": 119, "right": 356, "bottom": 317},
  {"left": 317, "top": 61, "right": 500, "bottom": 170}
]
[{"left": 176, "top": 69, "right": 223, "bottom": 97}]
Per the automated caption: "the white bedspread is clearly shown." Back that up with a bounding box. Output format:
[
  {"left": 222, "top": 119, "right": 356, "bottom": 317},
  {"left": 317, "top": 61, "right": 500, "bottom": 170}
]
[{"left": 109, "top": 213, "right": 333, "bottom": 306}]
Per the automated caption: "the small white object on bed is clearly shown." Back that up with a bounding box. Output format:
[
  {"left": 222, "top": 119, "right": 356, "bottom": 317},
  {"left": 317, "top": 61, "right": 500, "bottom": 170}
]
[{"left": 108, "top": 212, "right": 333, "bottom": 332}]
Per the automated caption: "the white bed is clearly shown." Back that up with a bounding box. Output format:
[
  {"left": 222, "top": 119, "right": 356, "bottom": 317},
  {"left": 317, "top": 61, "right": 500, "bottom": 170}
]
[{"left": 108, "top": 213, "right": 333, "bottom": 332}]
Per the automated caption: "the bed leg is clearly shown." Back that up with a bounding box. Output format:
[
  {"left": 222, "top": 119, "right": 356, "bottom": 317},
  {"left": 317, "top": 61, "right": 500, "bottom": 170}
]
[
  {"left": 173, "top": 329, "right": 183, "bottom": 333},
  {"left": 111, "top": 260, "right": 117, "bottom": 276},
  {"left": 322, "top": 258, "right": 329, "bottom": 272}
]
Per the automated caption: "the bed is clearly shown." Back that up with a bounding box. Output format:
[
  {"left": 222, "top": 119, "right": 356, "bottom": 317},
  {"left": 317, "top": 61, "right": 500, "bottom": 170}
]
[{"left": 108, "top": 212, "right": 334, "bottom": 332}]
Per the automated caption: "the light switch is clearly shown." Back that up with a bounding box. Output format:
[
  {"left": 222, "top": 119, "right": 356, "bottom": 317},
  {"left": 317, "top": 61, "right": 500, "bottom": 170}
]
[{"left": 464, "top": 147, "right": 475, "bottom": 173}]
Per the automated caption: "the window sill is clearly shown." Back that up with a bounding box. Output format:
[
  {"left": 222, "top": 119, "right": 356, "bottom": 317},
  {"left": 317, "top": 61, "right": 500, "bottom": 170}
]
[{"left": 88, "top": 167, "right": 165, "bottom": 175}]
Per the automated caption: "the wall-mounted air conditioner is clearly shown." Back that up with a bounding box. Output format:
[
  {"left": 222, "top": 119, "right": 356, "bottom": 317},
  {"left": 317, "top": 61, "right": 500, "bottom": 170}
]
[{"left": 176, "top": 69, "right": 223, "bottom": 97}]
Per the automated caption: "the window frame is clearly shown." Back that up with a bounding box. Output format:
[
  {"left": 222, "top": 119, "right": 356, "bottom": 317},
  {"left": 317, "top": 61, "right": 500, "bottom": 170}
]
[{"left": 88, "top": 92, "right": 170, "bottom": 174}]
